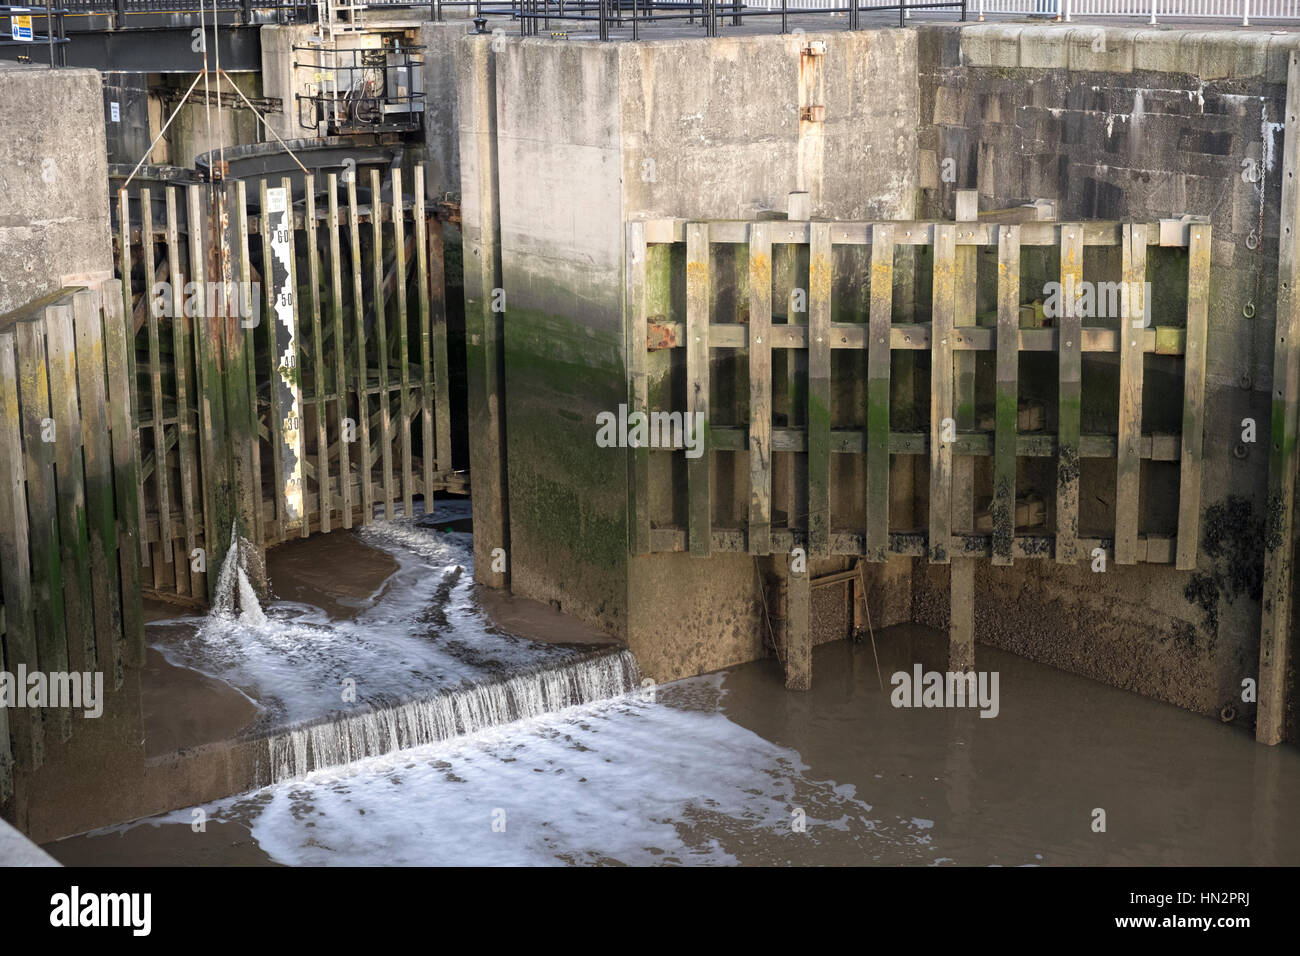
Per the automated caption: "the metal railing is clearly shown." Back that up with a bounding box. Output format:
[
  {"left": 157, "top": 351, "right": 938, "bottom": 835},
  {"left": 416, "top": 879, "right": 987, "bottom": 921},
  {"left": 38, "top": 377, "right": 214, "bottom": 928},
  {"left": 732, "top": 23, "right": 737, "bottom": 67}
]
[
  {"left": 432, "top": 0, "right": 966, "bottom": 38},
  {"left": 972, "top": 0, "right": 1300, "bottom": 22},
  {"left": 0, "top": 3, "right": 67, "bottom": 66}
]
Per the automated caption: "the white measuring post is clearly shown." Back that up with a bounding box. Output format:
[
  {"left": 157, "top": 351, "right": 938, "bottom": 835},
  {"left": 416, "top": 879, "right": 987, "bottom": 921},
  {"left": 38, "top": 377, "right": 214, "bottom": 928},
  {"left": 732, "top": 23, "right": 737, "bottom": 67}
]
[{"left": 266, "top": 185, "right": 306, "bottom": 536}]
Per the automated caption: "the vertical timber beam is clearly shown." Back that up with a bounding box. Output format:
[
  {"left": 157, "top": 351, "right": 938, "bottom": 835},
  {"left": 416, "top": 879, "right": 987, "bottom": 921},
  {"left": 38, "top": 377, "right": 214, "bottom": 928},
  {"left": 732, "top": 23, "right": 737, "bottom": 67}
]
[
  {"left": 45, "top": 303, "right": 94, "bottom": 674},
  {"left": 1177, "top": 224, "right": 1211, "bottom": 571},
  {"left": 305, "top": 175, "right": 330, "bottom": 534},
  {"left": 16, "top": 318, "right": 70, "bottom": 740},
  {"left": 951, "top": 192, "right": 978, "bottom": 671},
  {"left": 687, "top": 222, "right": 712, "bottom": 557},
  {"left": 413, "top": 166, "right": 433, "bottom": 518},
  {"left": 0, "top": 332, "right": 42, "bottom": 766},
  {"left": 117, "top": 188, "right": 148, "bottom": 564},
  {"left": 222, "top": 181, "right": 260, "bottom": 584},
  {"left": 1057, "top": 223, "right": 1084, "bottom": 565},
  {"left": 103, "top": 287, "right": 144, "bottom": 669},
  {"left": 1258, "top": 52, "right": 1300, "bottom": 745},
  {"left": 142, "top": 189, "right": 173, "bottom": 570},
  {"left": 72, "top": 290, "right": 123, "bottom": 680},
  {"left": 169, "top": 188, "right": 201, "bottom": 594},
  {"left": 993, "top": 224, "right": 1020, "bottom": 566},
  {"left": 866, "top": 224, "right": 893, "bottom": 563},
  {"left": 930, "top": 224, "right": 955, "bottom": 564},
  {"left": 393, "top": 167, "right": 414, "bottom": 520},
  {"left": 784, "top": 554, "right": 811, "bottom": 690},
  {"left": 1116, "top": 223, "right": 1146, "bottom": 565},
  {"left": 748, "top": 221, "right": 772, "bottom": 556},
  {"left": 808, "top": 222, "right": 832, "bottom": 558}
]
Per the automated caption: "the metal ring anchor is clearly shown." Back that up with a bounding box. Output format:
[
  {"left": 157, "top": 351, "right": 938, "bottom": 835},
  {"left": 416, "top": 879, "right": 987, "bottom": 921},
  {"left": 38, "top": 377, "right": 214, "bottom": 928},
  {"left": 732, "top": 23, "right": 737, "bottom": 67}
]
[{"left": 1244, "top": 301, "right": 1257, "bottom": 319}]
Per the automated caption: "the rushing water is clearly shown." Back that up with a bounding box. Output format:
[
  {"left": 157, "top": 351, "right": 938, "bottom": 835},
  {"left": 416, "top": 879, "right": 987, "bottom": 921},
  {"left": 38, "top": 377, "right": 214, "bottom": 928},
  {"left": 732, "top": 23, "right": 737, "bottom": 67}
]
[
  {"left": 45, "top": 512, "right": 1300, "bottom": 866},
  {"left": 262, "top": 649, "right": 640, "bottom": 782}
]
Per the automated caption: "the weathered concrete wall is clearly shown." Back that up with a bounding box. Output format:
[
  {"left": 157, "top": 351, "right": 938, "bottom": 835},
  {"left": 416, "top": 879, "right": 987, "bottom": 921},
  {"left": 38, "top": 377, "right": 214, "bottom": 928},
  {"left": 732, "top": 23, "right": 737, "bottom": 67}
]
[
  {"left": 915, "top": 23, "right": 1299, "bottom": 737},
  {"left": 260, "top": 24, "right": 327, "bottom": 144},
  {"left": 619, "top": 30, "right": 920, "bottom": 678},
  {"left": 421, "top": 20, "right": 471, "bottom": 198},
  {"left": 464, "top": 31, "right": 922, "bottom": 678},
  {"left": 492, "top": 38, "right": 630, "bottom": 638},
  {"left": 0, "top": 65, "right": 112, "bottom": 316},
  {"left": 168, "top": 74, "right": 263, "bottom": 169}
]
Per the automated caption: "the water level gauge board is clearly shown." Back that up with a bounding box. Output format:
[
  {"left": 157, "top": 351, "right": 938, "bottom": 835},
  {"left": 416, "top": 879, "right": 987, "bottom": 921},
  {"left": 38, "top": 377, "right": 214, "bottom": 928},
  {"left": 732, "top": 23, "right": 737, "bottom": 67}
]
[{"left": 267, "top": 186, "right": 305, "bottom": 535}]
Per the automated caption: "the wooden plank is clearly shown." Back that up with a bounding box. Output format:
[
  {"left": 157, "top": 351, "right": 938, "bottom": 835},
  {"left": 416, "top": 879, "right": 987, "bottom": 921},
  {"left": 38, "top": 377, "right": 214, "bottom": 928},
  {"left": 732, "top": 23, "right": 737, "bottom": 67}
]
[
  {"left": 118, "top": 188, "right": 149, "bottom": 564},
  {"left": 866, "top": 224, "right": 893, "bottom": 563},
  {"left": 327, "top": 174, "right": 352, "bottom": 530},
  {"left": 1056, "top": 223, "right": 1084, "bottom": 564},
  {"left": 953, "top": 196, "right": 978, "bottom": 536},
  {"left": 103, "top": 285, "right": 144, "bottom": 672},
  {"left": 188, "top": 184, "right": 233, "bottom": 583},
  {"left": 785, "top": 560, "right": 811, "bottom": 690},
  {"left": 15, "top": 318, "right": 71, "bottom": 740},
  {"left": 429, "top": 211, "right": 452, "bottom": 479},
  {"left": 168, "top": 188, "right": 202, "bottom": 594},
  {"left": 626, "top": 220, "right": 651, "bottom": 555},
  {"left": 748, "top": 221, "right": 772, "bottom": 556},
  {"left": 260, "top": 178, "right": 287, "bottom": 545},
  {"left": 372, "top": 168, "right": 395, "bottom": 518},
  {"left": 142, "top": 189, "right": 174, "bottom": 570},
  {"left": 808, "top": 222, "right": 832, "bottom": 558},
  {"left": 393, "top": 167, "right": 414, "bottom": 520},
  {"left": 652, "top": 321, "right": 1175, "bottom": 355},
  {"left": 992, "top": 225, "right": 1020, "bottom": 566},
  {"left": 929, "top": 224, "right": 956, "bottom": 563},
  {"left": 45, "top": 302, "right": 95, "bottom": 674},
  {"left": 0, "top": 331, "right": 43, "bottom": 767},
  {"left": 305, "top": 175, "right": 330, "bottom": 534},
  {"left": 686, "top": 222, "right": 711, "bottom": 557},
  {"left": 1177, "top": 224, "right": 1211, "bottom": 570},
  {"left": 72, "top": 290, "right": 123, "bottom": 675},
  {"left": 1258, "top": 54, "right": 1300, "bottom": 745},
  {"left": 348, "top": 175, "right": 374, "bottom": 525},
  {"left": 236, "top": 180, "right": 263, "bottom": 552},
  {"left": 413, "top": 166, "right": 433, "bottom": 518},
  {"left": 1115, "top": 223, "right": 1146, "bottom": 565}
]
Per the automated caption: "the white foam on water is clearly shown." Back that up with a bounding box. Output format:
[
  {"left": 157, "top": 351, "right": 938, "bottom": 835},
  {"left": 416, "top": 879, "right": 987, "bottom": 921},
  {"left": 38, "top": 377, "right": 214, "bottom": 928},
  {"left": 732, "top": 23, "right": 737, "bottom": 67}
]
[
  {"left": 214, "top": 676, "right": 934, "bottom": 867},
  {"left": 152, "top": 519, "right": 581, "bottom": 728}
]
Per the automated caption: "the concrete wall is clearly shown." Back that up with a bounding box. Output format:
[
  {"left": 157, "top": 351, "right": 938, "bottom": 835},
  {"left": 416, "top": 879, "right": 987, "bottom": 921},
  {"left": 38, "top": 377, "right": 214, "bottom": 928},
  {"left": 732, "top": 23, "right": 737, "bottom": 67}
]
[
  {"left": 0, "top": 65, "right": 112, "bottom": 317},
  {"left": 421, "top": 20, "right": 471, "bottom": 198},
  {"left": 914, "top": 23, "right": 1300, "bottom": 737},
  {"left": 461, "top": 31, "right": 923, "bottom": 680}
]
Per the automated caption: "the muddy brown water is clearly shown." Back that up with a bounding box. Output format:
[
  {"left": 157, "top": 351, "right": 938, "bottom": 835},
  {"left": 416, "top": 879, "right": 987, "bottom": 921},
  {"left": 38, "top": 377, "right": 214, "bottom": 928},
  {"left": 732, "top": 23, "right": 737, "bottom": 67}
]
[{"left": 49, "top": 618, "right": 1300, "bottom": 866}]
